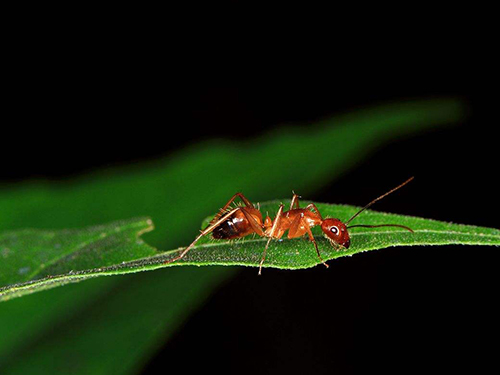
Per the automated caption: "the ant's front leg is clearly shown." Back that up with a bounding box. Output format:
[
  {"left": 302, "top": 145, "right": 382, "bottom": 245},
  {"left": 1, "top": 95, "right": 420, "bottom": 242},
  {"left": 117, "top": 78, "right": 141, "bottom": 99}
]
[
  {"left": 304, "top": 224, "right": 329, "bottom": 268},
  {"left": 288, "top": 214, "right": 329, "bottom": 269}
]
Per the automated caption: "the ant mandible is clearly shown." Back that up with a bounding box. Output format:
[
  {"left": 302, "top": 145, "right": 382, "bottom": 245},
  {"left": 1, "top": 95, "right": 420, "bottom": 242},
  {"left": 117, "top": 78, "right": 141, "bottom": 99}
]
[{"left": 164, "top": 177, "right": 414, "bottom": 275}]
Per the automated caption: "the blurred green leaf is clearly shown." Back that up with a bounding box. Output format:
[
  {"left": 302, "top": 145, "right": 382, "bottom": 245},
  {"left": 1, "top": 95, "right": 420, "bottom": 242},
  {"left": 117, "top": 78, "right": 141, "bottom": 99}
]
[
  {"left": 0, "top": 267, "right": 234, "bottom": 375},
  {"left": 0, "top": 98, "right": 465, "bottom": 243},
  {"left": 0, "top": 98, "right": 467, "bottom": 374}
]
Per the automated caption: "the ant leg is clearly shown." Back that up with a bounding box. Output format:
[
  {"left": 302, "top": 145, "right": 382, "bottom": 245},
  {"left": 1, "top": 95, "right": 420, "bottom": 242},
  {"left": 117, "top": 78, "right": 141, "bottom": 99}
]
[
  {"left": 287, "top": 215, "right": 328, "bottom": 268},
  {"left": 210, "top": 192, "right": 255, "bottom": 225},
  {"left": 224, "top": 192, "right": 254, "bottom": 208},
  {"left": 291, "top": 195, "right": 323, "bottom": 221},
  {"left": 305, "top": 203, "right": 323, "bottom": 220},
  {"left": 240, "top": 207, "right": 265, "bottom": 237},
  {"left": 304, "top": 224, "right": 329, "bottom": 268},
  {"left": 290, "top": 192, "right": 301, "bottom": 210},
  {"left": 164, "top": 207, "right": 240, "bottom": 264},
  {"left": 259, "top": 204, "right": 284, "bottom": 275},
  {"left": 287, "top": 214, "right": 305, "bottom": 238}
]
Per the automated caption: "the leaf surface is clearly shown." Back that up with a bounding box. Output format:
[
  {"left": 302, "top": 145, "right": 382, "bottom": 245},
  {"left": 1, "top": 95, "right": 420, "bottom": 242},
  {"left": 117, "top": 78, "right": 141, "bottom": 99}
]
[
  {"left": 0, "top": 218, "right": 155, "bottom": 301},
  {"left": 0, "top": 218, "right": 154, "bottom": 287},
  {"left": 1, "top": 202, "right": 497, "bottom": 302}
]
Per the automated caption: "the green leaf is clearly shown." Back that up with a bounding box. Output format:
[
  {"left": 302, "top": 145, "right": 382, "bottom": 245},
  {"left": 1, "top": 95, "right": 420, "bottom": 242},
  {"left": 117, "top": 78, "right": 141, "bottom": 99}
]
[
  {"left": 139, "top": 203, "right": 499, "bottom": 269},
  {"left": 0, "top": 217, "right": 155, "bottom": 300},
  {"left": 184, "top": 201, "right": 500, "bottom": 269},
  {"left": 0, "top": 98, "right": 469, "bottom": 374},
  {"left": 2, "top": 202, "right": 497, "bottom": 302}
]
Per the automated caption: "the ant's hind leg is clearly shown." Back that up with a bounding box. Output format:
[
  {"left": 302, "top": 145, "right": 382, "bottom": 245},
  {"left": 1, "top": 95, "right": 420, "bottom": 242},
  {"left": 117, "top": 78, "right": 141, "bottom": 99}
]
[
  {"left": 210, "top": 193, "right": 255, "bottom": 225},
  {"left": 240, "top": 208, "right": 265, "bottom": 237},
  {"left": 164, "top": 207, "right": 240, "bottom": 264},
  {"left": 221, "top": 192, "right": 254, "bottom": 210}
]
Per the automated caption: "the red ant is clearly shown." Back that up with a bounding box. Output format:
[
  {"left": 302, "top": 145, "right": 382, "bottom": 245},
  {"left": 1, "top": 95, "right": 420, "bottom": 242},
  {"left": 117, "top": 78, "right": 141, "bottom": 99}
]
[{"left": 164, "top": 177, "right": 414, "bottom": 274}]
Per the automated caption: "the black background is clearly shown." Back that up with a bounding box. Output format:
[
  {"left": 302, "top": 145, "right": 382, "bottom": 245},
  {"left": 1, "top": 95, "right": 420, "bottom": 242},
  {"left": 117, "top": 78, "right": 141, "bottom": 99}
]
[{"left": 3, "top": 81, "right": 498, "bottom": 374}]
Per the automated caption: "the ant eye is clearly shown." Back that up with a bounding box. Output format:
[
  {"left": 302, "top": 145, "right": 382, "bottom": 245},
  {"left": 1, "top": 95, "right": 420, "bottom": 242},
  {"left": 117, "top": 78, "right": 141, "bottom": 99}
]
[{"left": 330, "top": 226, "right": 339, "bottom": 235}]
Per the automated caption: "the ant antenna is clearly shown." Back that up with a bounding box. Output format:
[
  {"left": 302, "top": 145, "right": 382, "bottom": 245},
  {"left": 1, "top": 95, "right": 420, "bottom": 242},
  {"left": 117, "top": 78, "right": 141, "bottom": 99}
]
[
  {"left": 347, "top": 223, "right": 414, "bottom": 232},
  {"left": 345, "top": 177, "right": 414, "bottom": 226}
]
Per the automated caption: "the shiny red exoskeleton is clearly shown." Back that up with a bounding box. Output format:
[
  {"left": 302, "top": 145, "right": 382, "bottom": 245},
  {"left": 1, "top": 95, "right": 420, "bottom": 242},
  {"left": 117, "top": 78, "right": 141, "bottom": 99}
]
[{"left": 164, "top": 177, "right": 414, "bottom": 274}]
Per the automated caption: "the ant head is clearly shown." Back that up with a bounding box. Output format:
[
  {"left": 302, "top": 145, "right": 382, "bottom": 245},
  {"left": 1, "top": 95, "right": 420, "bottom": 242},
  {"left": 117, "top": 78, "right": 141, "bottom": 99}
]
[{"left": 321, "top": 218, "right": 350, "bottom": 249}]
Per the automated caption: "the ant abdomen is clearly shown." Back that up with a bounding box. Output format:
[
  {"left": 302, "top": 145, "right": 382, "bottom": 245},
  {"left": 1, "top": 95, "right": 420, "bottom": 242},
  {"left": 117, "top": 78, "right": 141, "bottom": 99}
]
[{"left": 212, "top": 210, "right": 254, "bottom": 240}]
